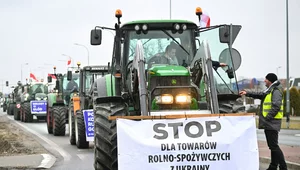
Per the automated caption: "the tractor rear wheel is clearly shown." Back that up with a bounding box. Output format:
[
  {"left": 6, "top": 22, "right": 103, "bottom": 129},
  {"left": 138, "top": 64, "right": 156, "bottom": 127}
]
[
  {"left": 23, "top": 103, "right": 33, "bottom": 122},
  {"left": 52, "top": 106, "right": 66, "bottom": 136},
  {"left": 14, "top": 105, "right": 20, "bottom": 120},
  {"left": 69, "top": 102, "right": 76, "bottom": 145},
  {"left": 9, "top": 104, "right": 14, "bottom": 115},
  {"left": 75, "top": 110, "right": 89, "bottom": 149},
  {"left": 94, "top": 102, "right": 127, "bottom": 170},
  {"left": 47, "top": 107, "right": 53, "bottom": 134}
]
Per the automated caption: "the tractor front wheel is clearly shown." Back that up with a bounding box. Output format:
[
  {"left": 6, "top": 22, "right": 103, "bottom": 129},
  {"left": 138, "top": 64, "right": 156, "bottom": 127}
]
[
  {"left": 94, "top": 102, "right": 127, "bottom": 170},
  {"left": 47, "top": 107, "right": 53, "bottom": 134},
  {"left": 23, "top": 103, "right": 33, "bottom": 122},
  {"left": 13, "top": 105, "right": 20, "bottom": 120},
  {"left": 75, "top": 110, "right": 89, "bottom": 149},
  {"left": 69, "top": 102, "right": 76, "bottom": 145},
  {"left": 52, "top": 106, "right": 66, "bottom": 136}
]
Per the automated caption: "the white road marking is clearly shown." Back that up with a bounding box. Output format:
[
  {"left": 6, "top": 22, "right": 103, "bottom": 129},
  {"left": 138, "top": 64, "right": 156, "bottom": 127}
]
[
  {"left": 77, "top": 154, "right": 88, "bottom": 160},
  {"left": 7, "top": 116, "right": 72, "bottom": 161},
  {"left": 38, "top": 154, "right": 56, "bottom": 168},
  {"left": 295, "top": 134, "right": 300, "bottom": 137}
]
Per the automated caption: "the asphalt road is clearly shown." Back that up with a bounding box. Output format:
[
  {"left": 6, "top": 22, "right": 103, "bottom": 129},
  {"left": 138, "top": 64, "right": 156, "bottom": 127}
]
[
  {"left": 2, "top": 110, "right": 299, "bottom": 170},
  {"left": 1, "top": 110, "right": 94, "bottom": 170},
  {"left": 257, "top": 129, "right": 300, "bottom": 146}
]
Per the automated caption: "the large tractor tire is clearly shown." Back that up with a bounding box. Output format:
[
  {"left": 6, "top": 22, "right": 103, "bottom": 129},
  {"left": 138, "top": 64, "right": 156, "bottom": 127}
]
[
  {"left": 47, "top": 107, "right": 53, "bottom": 134},
  {"left": 9, "top": 104, "right": 13, "bottom": 115},
  {"left": 69, "top": 102, "right": 76, "bottom": 145},
  {"left": 7, "top": 105, "right": 10, "bottom": 115},
  {"left": 75, "top": 110, "right": 89, "bottom": 149},
  {"left": 20, "top": 104, "right": 24, "bottom": 122},
  {"left": 94, "top": 102, "right": 127, "bottom": 170},
  {"left": 52, "top": 106, "right": 66, "bottom": 136},
  {"left": 14, "top": 105, "right": 20, "bottom": 120},
  {"left": 23, "top": 103, "right": 33, "bottom": 122}
]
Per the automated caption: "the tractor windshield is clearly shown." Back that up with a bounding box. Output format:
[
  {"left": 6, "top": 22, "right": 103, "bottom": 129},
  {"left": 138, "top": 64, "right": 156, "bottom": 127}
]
[
  {"left": 198, "top": 27, "right": 239, "bottom": 94},
  {"left": 84, "top": 72, "right": 105, "bottom": 93},
  {"left": 127, "top": 29, "right": 195, "bottom": 68},
  {"left": 29, "top": 84, "right": 48, "bottom": 94},
  {"left": 63, "top": 73, "right": 80, "bottom": 92}
]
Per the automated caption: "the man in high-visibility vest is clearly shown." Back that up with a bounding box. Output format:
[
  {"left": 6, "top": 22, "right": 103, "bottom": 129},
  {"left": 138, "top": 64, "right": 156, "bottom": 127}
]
[{"left": 240, "top": 73, "right": 287, "bottom": 170}]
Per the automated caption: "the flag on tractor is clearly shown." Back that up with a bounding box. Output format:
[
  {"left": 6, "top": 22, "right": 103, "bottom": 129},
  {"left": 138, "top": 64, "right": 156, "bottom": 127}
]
[
  {"left": 200, "top": 11, "right": 210, "bottom": 28},
  {"left": 30, "top": 73, "right": 38, "bottom": 82}
]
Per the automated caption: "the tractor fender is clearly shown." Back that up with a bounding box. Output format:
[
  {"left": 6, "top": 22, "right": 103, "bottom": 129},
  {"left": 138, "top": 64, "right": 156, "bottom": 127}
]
[
  {"left": 72, "top": 96, "right": 80, "bottom": 115},
  {"left": 93, "top": 76, "right": 124, "bottom": 104},
  {"left": 53, "top": 102, "right": 65, "bottom": 107}
]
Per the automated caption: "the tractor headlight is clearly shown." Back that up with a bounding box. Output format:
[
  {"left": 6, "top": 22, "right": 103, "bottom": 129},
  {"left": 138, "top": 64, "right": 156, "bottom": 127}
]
[
  {"left": 175, "top": 94, "right": 191, "bottom": 104},
  {"left": 155, "top": 94, "right": 173, "bottom": 104}
]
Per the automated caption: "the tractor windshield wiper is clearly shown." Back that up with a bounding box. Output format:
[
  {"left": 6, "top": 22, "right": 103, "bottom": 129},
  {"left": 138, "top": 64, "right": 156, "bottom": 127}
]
[{"left": 161, "top": 30, "right": 190, "bottom": 56}]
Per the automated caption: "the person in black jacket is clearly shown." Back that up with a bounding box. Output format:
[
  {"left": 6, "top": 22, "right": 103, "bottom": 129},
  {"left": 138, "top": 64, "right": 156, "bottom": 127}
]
[{"left": 239, "top": 73, "right": 287, "bottom": 170}]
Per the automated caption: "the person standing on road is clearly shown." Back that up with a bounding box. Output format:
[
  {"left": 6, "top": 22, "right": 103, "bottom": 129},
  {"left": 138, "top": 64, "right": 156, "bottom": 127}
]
[{"left": 239, "top": 73, "right": 287, "bottom": 170}]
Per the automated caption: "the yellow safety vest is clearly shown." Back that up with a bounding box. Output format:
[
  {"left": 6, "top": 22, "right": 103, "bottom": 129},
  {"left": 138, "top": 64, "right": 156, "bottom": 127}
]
[{"left": 262, "top": 88, "right": 283, "bottom": 119}]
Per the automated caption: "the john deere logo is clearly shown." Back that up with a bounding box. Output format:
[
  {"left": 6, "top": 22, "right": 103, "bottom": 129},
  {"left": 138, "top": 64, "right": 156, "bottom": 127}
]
[{"left": 171, "top": 79, "right": 177, "bottom": 85}]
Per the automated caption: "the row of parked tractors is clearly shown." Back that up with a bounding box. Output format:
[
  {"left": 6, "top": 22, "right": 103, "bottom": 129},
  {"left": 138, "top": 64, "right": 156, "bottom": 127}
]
[{"left": 4, "top": 62, "right": 109, "bottom": 149}]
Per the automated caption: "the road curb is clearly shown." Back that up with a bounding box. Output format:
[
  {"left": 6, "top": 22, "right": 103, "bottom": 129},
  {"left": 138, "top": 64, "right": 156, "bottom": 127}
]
[
  {"left": 37, "top": 154, "right": 56, "bottom": 169},
  {"left": 260, "top": 157, "right": 300, "bottom": 170}
]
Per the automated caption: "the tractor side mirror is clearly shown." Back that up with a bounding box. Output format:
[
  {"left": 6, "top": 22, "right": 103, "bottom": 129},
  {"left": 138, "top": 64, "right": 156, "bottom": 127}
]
[
  {"left": 67, "top": 71, "right": 72, "bottom": 81},
  {"left": 90, "top": 29, "right": 102, "bottom": 45},
  {"left": 219, "top": 25, "right": 241, "bottom": 45},
  {"left": 47, "top": 76, "right": 52, "bottom": 83}
]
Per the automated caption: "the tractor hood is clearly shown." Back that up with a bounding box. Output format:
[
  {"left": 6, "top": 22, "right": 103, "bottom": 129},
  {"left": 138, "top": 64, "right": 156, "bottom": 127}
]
[{"left": 148, "top": 65, "right": 189, "bottom": 77}]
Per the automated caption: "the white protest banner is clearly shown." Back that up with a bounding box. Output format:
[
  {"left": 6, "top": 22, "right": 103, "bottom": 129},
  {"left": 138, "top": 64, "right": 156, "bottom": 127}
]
[{"left": 117, "top": 115, "right": 259, "bottom": 170}]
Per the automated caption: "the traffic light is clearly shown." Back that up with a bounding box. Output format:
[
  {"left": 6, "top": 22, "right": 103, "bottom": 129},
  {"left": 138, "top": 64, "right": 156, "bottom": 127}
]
[{"left": 6, "top": 81, "right": 9, "bottom": 87}]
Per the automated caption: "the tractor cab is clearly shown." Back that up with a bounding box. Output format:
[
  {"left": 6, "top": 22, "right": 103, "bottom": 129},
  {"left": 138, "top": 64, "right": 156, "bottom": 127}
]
[{"left": 79, "top": 65, "right": 110, "bottom": 96}]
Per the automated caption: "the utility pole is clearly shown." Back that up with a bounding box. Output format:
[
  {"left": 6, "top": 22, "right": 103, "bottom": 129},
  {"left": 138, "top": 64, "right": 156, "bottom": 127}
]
[
  {"left": 169, "top": 0, "right": 172, "bottom": 19},
  {"left": 285, "top": 0, "right": 290, "bottom": 128}
]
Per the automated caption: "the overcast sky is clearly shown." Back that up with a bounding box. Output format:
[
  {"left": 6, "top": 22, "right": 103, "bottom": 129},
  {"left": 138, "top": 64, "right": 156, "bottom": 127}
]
[{"left": 0, "top": 0, "right": 299, "bottom": 93}]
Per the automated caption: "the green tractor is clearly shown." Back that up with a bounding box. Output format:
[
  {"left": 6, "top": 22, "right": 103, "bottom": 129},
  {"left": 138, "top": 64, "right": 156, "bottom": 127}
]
[
  {"left": 68, "top": 65, "right": 110, "bottom": 149},
  {"left": 20, "top": 82, "right": 49, "bottom": 122},
  {"left": 90, "top": 7, "right": 244, "bottom": 170},
  {"left": 11, "top": 81, "right": 23, "bottom": 120},
  {"left": 46, "top": 66, "right": 80, "bottom": 136},
  {"left": 7, "top": 93, "right": 14, "bottom": 115}
]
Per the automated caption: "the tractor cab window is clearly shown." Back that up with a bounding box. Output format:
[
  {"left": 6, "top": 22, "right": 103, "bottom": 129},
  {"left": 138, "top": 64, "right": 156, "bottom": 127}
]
[
  {"left": 198, "top": 27, "right": 238, "bottom": 94},
  {"left": 63, "top": 73, "right": 80, "bottom": 92},
  {"left": 29, "top": 84, "right": 48, "bottom": 94},
  {"left": 127, "top": 29, "right": 195, "bottom": 69},
  {"left": 84, "top": 72, "right": 104, "bottom": 93}
]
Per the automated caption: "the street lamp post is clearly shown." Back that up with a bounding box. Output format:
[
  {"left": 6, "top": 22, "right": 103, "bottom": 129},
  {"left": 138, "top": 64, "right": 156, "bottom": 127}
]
[
  {"left": 286, "top": 0, "right": 290, "bottom": 128},
  {"left": 21, "top": 63, "right": 29, "bottom": 83},
  {"left": 169, "top": 0, "right": 172, "bottom": 19},
  {"left": 74, "top": 43, "right": 90, "bottom": 65}
]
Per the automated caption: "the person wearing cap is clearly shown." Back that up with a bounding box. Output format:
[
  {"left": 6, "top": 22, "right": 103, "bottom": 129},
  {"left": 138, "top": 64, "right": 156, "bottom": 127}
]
[{"left": 239, "top": 73, "right": 287, "bottom": 170}]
